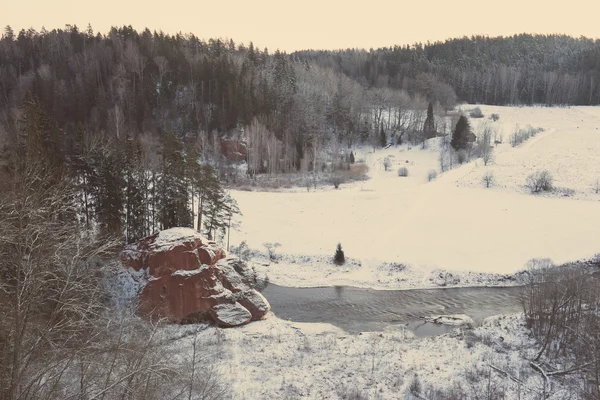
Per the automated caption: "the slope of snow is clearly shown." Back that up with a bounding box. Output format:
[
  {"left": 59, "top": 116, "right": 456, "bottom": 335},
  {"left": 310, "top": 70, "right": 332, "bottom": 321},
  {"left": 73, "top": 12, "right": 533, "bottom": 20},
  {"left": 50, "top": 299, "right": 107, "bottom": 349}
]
[
  {"left": 455, "top": 105, "right": 600, "bottom": 199},
  {"left": 230, "top": 105, "right": 600, "bottom": 280}
]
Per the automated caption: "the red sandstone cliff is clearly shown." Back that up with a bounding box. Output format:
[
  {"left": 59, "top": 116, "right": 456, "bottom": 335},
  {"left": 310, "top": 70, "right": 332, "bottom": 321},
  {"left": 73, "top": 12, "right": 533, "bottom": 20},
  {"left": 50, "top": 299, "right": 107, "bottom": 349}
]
[{"left": 120, "top": 228, "right": 270, "bottom": 327}]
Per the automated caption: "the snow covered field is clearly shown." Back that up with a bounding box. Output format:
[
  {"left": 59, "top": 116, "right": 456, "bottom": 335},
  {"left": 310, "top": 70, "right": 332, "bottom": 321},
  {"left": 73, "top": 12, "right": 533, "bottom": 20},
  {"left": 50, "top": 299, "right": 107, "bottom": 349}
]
[{"left": 230, "top": 105, "right": 600, "bottom": 286}]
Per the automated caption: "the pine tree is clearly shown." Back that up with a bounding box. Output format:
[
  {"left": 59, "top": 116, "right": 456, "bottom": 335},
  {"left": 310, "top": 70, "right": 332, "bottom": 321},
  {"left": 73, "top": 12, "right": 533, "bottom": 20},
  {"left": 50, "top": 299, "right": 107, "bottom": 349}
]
[
  {"left": 158, "top": 132, "right": 191, "bottom": 230},
  {"left": 379, "top": 125, "right": 387, "bottom": 147},
  {"left": 349, "top": 151, "right": 355, "bottom": 164},
  {"left": 451, "top": 115, "right": 474, "bottom": 151},
  {"left": 196, "top": 164, "right": 220, "bottom": 233},
  {"left": 334, "top": 243, "right": 345, "bottom": 265},
  {"left": 199, "top": 164, "right": 240, "bottom": 241},
  {"left": 423, "top": 101, "right": 436, "bottom": 139},
  {"left": 185, "top": 139, "right": 202, "bottom": 231}
]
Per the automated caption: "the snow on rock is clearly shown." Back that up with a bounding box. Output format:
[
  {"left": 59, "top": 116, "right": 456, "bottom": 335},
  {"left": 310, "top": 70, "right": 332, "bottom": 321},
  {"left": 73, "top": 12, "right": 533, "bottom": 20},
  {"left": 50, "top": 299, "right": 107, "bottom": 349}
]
[
  {"left": 210, "top": 303, "right": 252, "bottom": 327},
  {"left": 152, "top": 227, "right": 203, "bottom": 248},
  {"left": 118, "top": 228, "right": 270, "bottom": 326},
  {"left": 425, "top": 314, "right": 475, "bottom": 326}
]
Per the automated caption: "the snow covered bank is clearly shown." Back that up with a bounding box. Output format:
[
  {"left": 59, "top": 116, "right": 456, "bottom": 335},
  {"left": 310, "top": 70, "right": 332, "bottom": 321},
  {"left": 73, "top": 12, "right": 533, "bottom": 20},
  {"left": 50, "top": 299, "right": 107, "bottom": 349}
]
[
  {"left": 163, "top": 313, "right": 574, "bottom": 399},
  {"left": 246, "top": 251, "right": 525, "bottom": 290}
]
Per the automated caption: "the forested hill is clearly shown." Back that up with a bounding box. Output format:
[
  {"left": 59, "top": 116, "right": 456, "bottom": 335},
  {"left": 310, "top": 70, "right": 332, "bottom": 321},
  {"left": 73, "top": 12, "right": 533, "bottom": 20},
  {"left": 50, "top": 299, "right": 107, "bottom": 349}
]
[
  {"left": 0, "top": 24, "right": 461, "bottom": 175},
  {"left": 294, "top": 34, "right": 600, "bottom": 105}
]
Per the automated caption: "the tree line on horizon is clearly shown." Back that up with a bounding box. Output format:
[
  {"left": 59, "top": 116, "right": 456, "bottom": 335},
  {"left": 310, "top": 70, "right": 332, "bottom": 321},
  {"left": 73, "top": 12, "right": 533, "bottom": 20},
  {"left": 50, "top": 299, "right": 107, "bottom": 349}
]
[{"left": 294, "top": 33, "right": 600, "bottom": 106}]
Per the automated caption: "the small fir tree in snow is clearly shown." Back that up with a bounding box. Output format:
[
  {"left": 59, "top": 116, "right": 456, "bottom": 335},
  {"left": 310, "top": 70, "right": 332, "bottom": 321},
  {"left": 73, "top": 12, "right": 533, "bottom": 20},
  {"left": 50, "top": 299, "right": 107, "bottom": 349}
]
[
  {"left": 334, "top": 243, "right": 345, "bottom": 265},
  {"left": 451, "top": 115, "right": 475, "bottom": 151},
  {"left": 349, "top": 151, "right": 355, "bottom": 164}
]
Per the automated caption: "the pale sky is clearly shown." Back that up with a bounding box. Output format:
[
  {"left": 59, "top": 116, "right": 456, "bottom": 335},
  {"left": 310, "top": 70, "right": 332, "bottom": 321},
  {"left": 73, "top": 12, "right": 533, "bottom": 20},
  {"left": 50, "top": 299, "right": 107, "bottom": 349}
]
[{"left": 3, "top": 0, "right": 600, "bottom": 52}]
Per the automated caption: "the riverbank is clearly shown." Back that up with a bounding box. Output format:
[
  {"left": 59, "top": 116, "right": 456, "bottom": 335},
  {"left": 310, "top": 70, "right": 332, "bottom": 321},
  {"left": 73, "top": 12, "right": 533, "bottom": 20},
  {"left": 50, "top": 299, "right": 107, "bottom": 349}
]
[
  {"left": 245, "top": 251, "right": 527, "bottom": 291},
  {"left": 165, "top": 312, "right": 571, "bottom": 399}
]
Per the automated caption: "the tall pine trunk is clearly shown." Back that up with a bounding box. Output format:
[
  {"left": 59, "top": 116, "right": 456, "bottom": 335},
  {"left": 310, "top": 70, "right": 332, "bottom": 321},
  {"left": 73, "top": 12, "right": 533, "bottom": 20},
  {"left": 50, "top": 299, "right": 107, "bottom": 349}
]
[{"left": 196, "top": 195, "right": 203, "bottom": 233}]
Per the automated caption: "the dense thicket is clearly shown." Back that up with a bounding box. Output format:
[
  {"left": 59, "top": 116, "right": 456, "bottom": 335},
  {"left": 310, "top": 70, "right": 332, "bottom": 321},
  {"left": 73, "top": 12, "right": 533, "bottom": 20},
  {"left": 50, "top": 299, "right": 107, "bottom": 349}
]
[
  {"left": 294, "top": 34, "right": 600, "bottom": 105},
  {"left": 521, "top": 261, "right": 600, "bottom": 398}
]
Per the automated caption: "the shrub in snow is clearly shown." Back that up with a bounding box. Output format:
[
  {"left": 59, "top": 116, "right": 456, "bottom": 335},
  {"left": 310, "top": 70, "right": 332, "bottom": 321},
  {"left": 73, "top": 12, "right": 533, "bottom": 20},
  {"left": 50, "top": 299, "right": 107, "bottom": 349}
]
[
  {"left": 489, "top": 113, "right": 500, "bottom": 121},
  {"left": 263, "top": 242, "right": 281, "bottom": 262},
  {"left": 382, "top": 157, "right": 392, "bottom": 171},
  {"left": 333, "top": 243, "right": 345, "bottom": 265},
  {"left": 510, "top": 125, "right": 544, "bottom": 147},
  {"left": 427, "top": 170, "right": 437, "bottom": 182},
  {"left": 469, "top": 107, "right": 484, "bottom": 118},
  {"left": 483, "top": 171, "right": 494, "bottom": 188},
  {"left": 330, "top": 172, "right": 346, "bottom": 189},
  {"left": 409, "top": 375, "right": 422, "bottom": 396},
  {"left": 457, "top": 150, "right": 468, "bottom": 164},
  {"left": 336, "top": 386, "right": 368, "bottom": 400},
  {"left": 526, "top": 170, "right": 553, "bottom": 193},
  {"left": 380, "top": 262, "right": 408, "bottom": 272},
  {"left": 255, "top": 274, "right": 270, "bottom": 292},
  {"left": 398, "top": 167, "right": 409, "bottom": 177},
  {"left": 594, "top": 177, "right": 600, "bottom": 194},
  {"left": 233, "top": 240, "right": 251, "bottom": 262}
]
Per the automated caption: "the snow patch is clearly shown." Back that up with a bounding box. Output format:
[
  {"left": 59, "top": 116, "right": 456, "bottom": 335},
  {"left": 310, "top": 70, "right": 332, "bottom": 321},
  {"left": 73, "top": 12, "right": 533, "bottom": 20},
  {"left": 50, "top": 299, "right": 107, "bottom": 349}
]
[
  {"left": 153, "top": 227, "right": 204, "bottom": 248},
  {"left": 171, "top": 264, "right": 210, "bottom": 277}
]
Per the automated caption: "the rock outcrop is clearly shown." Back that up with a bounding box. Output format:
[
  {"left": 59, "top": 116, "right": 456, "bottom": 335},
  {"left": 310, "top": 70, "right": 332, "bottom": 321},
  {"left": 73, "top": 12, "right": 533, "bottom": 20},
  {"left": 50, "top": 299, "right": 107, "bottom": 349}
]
[{"left": 120, "top": 228, "right": 270, "bottom": 327}]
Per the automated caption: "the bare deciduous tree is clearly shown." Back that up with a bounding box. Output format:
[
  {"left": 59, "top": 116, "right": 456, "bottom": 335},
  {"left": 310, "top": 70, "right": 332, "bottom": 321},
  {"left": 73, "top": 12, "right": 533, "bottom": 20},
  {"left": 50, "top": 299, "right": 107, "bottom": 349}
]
[
  {"left": 483, "top": 170, "right": 495, "bottom": 188},
  {"left": 477, "top": 122, "right": 495, "bottom": 166}
]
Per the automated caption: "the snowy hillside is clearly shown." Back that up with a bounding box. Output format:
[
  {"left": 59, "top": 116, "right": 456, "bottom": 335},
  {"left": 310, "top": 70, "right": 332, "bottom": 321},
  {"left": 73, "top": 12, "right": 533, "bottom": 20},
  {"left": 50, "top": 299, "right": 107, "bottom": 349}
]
[
  {"left": 454, "top": 105, "right": 600, "bottom": 199},
  {"left": 230, "top": 105, "right": 600, "bottom": 282}
]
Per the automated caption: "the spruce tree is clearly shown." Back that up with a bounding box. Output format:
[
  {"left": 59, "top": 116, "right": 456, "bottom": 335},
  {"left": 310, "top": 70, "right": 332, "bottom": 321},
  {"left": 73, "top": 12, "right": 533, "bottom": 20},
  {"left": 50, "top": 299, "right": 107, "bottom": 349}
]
[
  {"left": 199, "top": 164, "right": 240, "bottom": 240},
  {"left": 349, "top": 151, "right": 355, "bottom": 164},
  {"left": 423, "top": 101, "right": 436, "bottom": 139},
  {"left": 451, "top": 115, "right": 474, "bottom": 151},
  {"left": 334, "top": 243, "right": 345, "bottom": 265}
]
